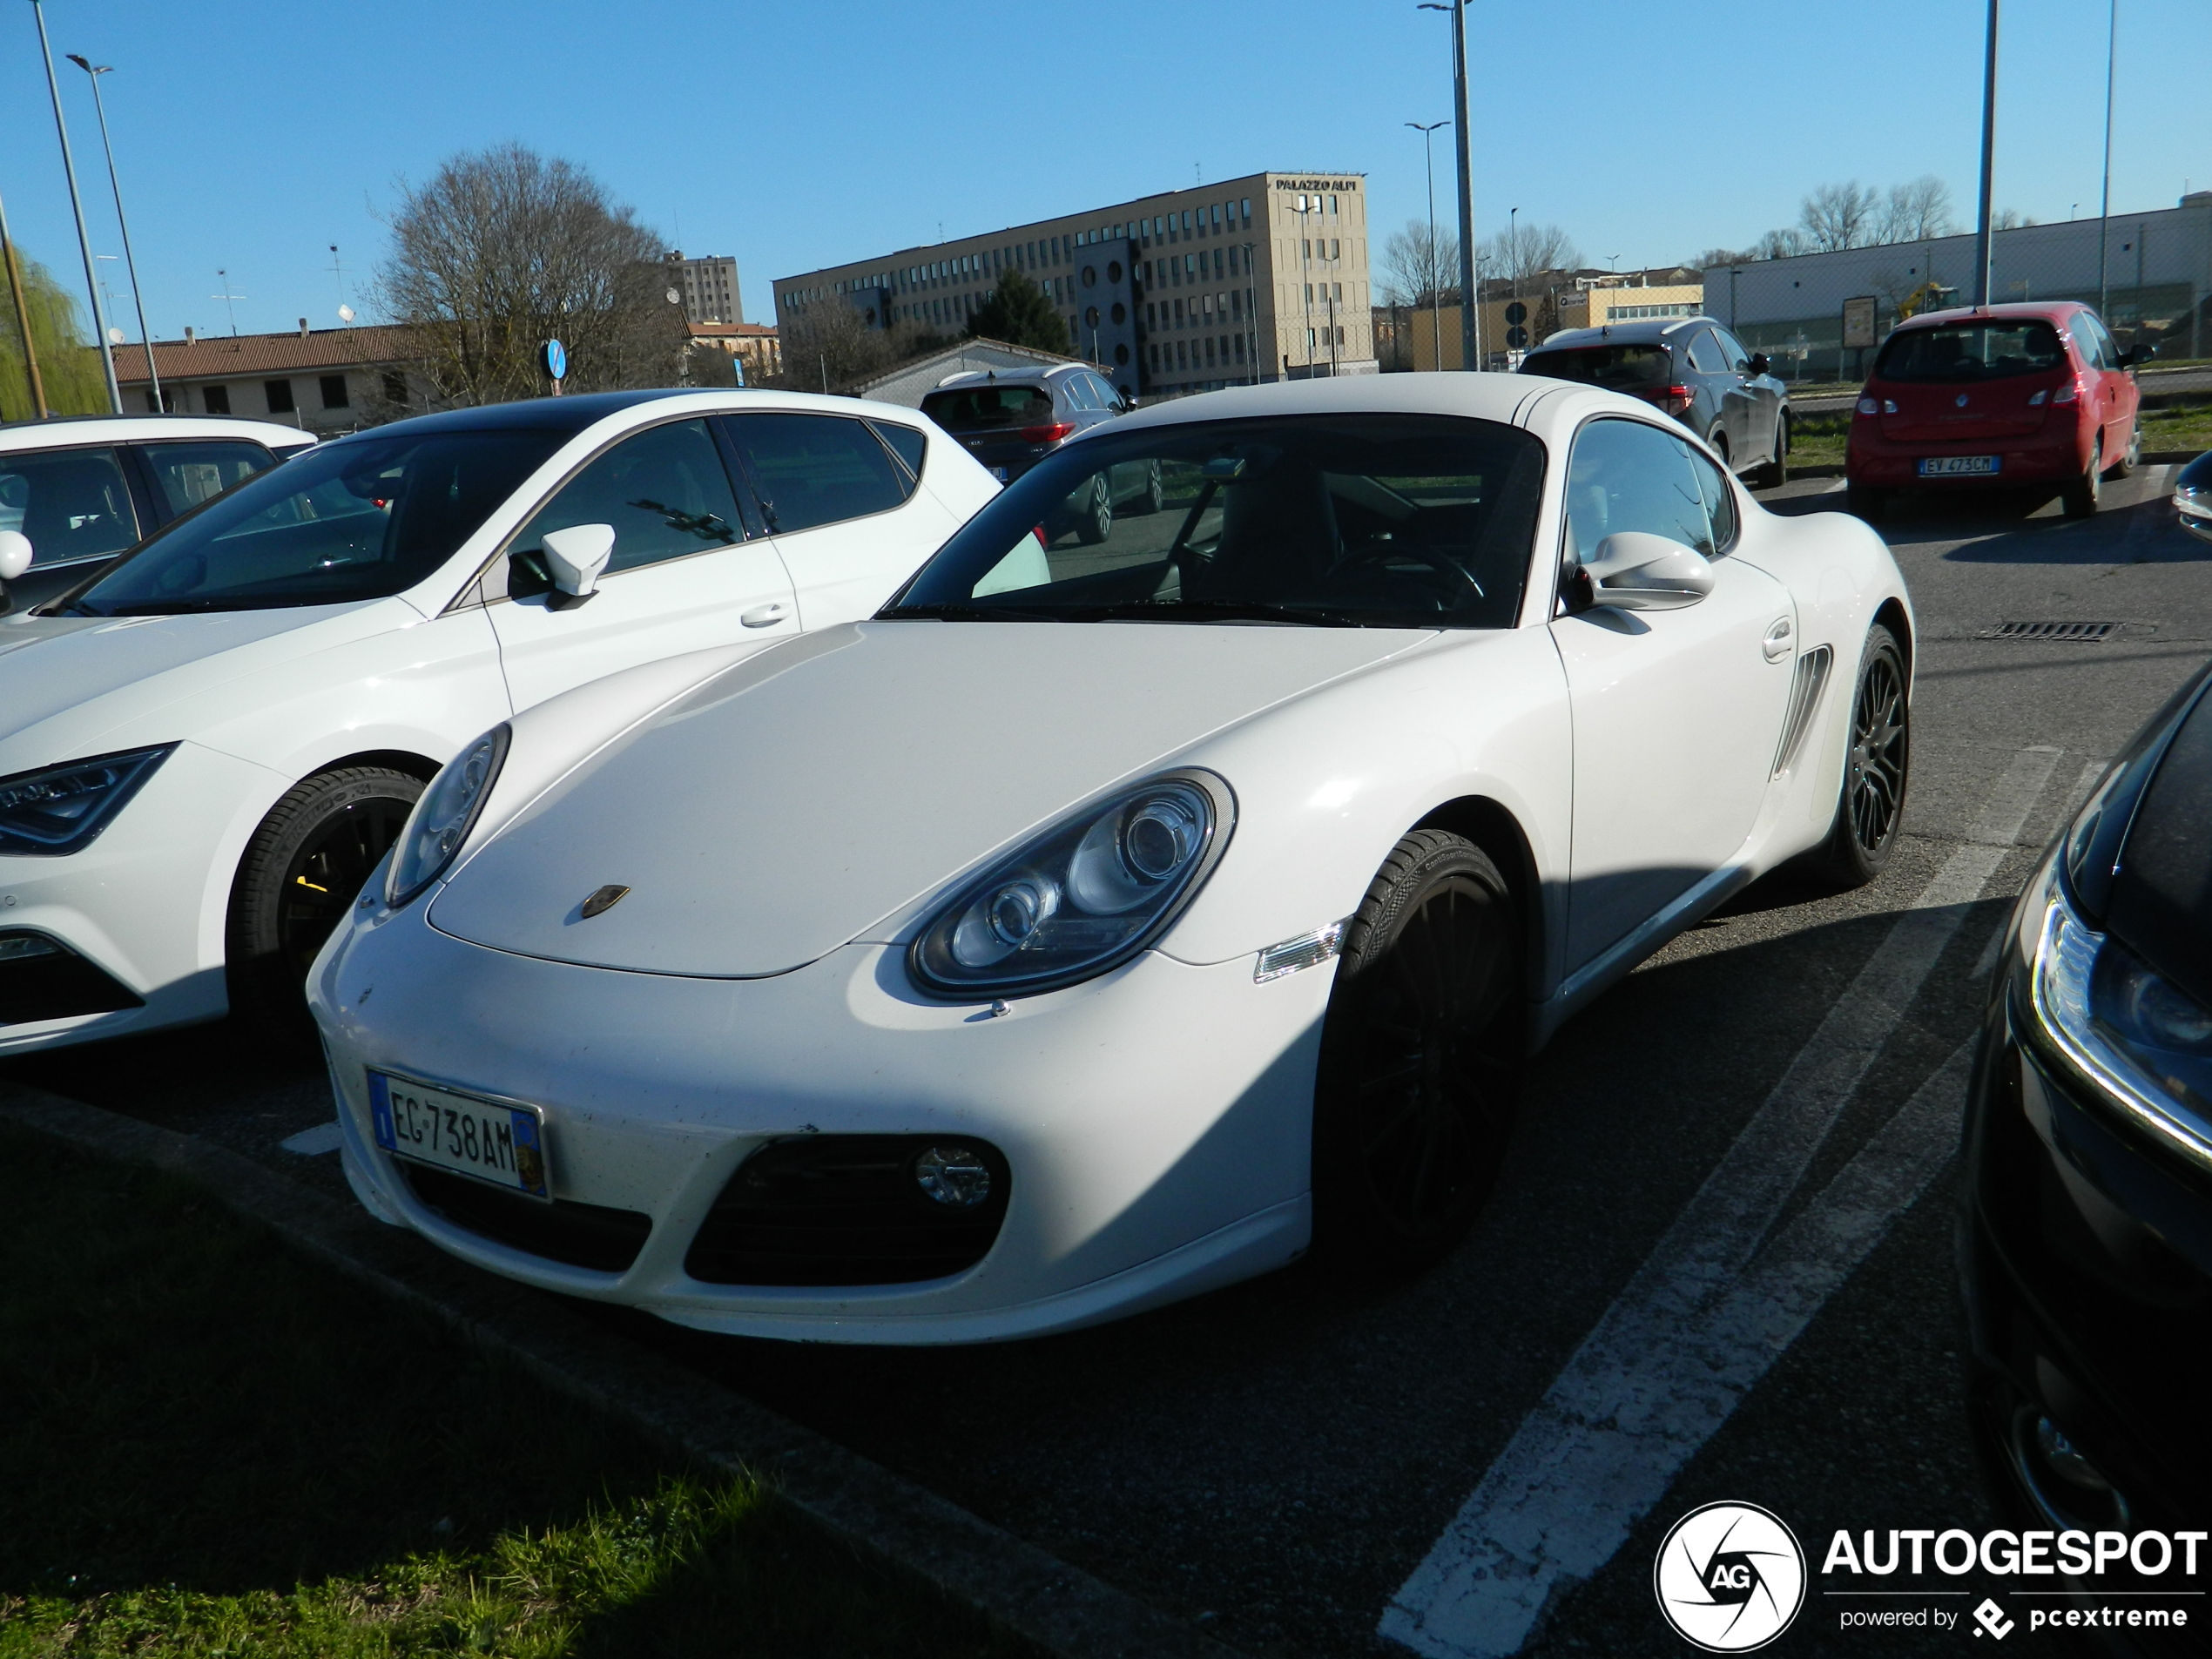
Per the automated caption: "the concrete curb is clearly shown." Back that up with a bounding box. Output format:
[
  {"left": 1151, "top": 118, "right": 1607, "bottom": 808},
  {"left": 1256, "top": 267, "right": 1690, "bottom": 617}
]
[{"left": 0, "top": 1082, "right": 1247, "bottom": 1659}]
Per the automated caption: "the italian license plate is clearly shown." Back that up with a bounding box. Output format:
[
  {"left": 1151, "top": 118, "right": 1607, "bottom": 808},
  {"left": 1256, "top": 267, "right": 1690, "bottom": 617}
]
[
  {"left": 1919, "top": 455, "right": 2000, "bottom": 476},
  {"left": 990, "top": 466, "right": 1009, "bottom": 481},
  {"left": 368, "top": 1070, "right": 549, "bottom": 1198}
]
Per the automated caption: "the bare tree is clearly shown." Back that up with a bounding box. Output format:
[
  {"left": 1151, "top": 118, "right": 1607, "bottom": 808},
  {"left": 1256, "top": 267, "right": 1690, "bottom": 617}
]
[
  {"left": 1479, "top": 221, "right": 1582, "bottom": 284},
  {"left": 1992, "top": 207, "right": 2040, "bottom": 231},
  {"left": 1800, "top": 181, "right": 1881, "bottom": 251},
  {"left": 765, "top": 300, "right": 949, "bottom": 393},
  {"left": 1878, "top": 176, "right": 1958, "bottom": 244},
  {"left": 1379, "top": 218, "right": 1460, "bottom": 307},
  {"left": 371, "top": 142, "right": 685, "bottom": 408}
]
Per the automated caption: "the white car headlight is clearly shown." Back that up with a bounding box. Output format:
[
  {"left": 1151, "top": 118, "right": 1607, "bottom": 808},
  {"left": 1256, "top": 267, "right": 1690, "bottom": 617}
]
[
  {"left": 0, "top": 745, "right": 177, "bottom": 856},
  {"left": 388, "top": 725, "right": 509, "bottom": 907},
  {"left": 910, "top": 770, "right": 1234, "bottom": 998}
]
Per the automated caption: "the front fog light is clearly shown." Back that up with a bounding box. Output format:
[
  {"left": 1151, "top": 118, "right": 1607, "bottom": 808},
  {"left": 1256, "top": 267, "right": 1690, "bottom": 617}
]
[{"left": 914, "top": 1145, "right": 992, "bottom": 1208}]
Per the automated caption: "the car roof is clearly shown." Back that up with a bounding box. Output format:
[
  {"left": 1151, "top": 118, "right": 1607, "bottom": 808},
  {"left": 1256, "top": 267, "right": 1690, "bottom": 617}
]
[
  {"left": 1103, "top": 368, "right": 1561, "bottom": 435},
  {"left": 1888, "top": 300, "right": 2086, "bottom": 333},
  {"left": 0, "top": 414, "right": 316, "bottom": 453},
  {"left": 314, "top": 388, "right": 934, "bottom": 449},
  {"left": 928, "top": 365, "right": 1080, "bottom": 391},
  {"left": 1532, "top": 317, "right": 1714, "bottom": 351}
]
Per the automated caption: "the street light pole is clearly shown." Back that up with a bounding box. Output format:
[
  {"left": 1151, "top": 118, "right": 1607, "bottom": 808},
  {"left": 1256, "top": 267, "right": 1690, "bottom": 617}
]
[
  {"left": 1241, "top": 240, "right": 1258, "bottom": 384},
  {"left": 31, "top": 0, "right": 121, "bottom": 412},
  {"left": 1406, "top": 120, "right": 1447, "bottom": 371},
  {"left": 67, "top": 56, "right": 159, "bottom": 415},
  {"left": 1971, "top": 0, "right": 2000, "bottom": 310},
  {"left": 2096, "top": 0, "right": 2115, "bottom": 323},
  {"left": 1292, "top": 194, "right": 1315, "bottom": 380},
  {"left": 1509, "top": 206, "right": 1519, "bottom": 360},
  {"left": 1420, "top": 0, "right": 1478, "bottom": 370}
]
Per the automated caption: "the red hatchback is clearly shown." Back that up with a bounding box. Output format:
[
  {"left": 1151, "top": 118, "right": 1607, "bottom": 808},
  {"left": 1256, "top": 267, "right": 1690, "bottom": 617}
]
[{"left": 1846, "top": 301, "right": 2149, "bottom": 520}]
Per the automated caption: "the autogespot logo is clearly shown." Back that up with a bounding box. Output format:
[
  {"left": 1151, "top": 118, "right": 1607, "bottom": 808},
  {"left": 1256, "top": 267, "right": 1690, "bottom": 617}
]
[{"left": 1655, "top": 1501, "right": 1807, "bottom": 1652}]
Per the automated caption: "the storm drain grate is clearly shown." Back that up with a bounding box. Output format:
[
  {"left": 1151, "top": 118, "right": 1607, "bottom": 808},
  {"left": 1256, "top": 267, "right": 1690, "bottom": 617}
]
[{"left": 1979, "top": 620, "right": 2117, "bottom": 642}]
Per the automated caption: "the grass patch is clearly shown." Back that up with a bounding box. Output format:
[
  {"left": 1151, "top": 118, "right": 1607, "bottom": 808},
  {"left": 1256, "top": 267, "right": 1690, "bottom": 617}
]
[
  {"left": 1790, "top": 411, "right": 1851, "bottom": 470},
  {"left": 0, "top": 1126, "right": 1030, "bottom": 1658},
  {"left": 2141, "top": 400, "right": 2212, "bottom": 456}
]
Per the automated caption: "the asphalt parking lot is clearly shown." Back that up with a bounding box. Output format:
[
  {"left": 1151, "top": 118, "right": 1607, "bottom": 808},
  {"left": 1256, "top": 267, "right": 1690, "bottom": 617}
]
[{"left": 8, "top": 458, "right": 2203, "bottom": 1658}]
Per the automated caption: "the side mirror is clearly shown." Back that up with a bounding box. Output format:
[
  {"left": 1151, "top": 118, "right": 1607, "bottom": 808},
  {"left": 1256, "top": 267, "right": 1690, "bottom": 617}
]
[
  {"left": 1747, "top": 353, "right": 1771, "bottom": 376},
  {"left": 2120, "top": 342, "right": 2156, "bottom": 369},
  {"left": 1581, "top": 531, "right": 1716, "bottom": 611},
  {"left": 538, "top": 523, "right": 615, "bottom": 610},
  {"left": 0, "top": 530, "right": 31, "bottom": 584}
]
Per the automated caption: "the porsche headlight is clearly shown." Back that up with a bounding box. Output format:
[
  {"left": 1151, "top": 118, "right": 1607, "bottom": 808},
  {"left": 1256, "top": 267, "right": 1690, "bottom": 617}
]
[
  {"left": 2025, "top": 855, "right": 2212, "bottom": 1166},
  {"left": 911, "top": 770, "right": 1233, "bottom": 997},
  {"left": 0, "top": 745, "right": 177, "bottom": 856},
  {"left": 387, "top": 725, "right": 509, "bottom": 907}
]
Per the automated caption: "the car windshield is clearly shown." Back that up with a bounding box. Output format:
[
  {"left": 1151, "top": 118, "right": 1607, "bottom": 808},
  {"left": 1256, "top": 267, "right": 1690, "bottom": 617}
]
[
  {"left": 60, "top": 428, "right": 566, "bottom": 615},
  {"left": 882, "top": 413, "right": 1545, "bottom": 630},
  {"left": 1875, "top": 320, "right": 2065, "bottom": 383},
  {"left": 1521, "top": 344, "right": 1673, "bottom": 390},
  {"left": 919, "top": 385, "right": 1054, "bottom": 428}
]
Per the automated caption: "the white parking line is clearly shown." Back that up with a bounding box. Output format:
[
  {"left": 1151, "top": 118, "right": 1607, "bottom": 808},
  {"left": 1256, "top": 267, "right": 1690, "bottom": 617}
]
[
  {"left": 1379, "top": 747, "right": 2062, "bottom": 1658},
  {"left": 280, "top": 1121, "right": 344, "bottom": 1156}
]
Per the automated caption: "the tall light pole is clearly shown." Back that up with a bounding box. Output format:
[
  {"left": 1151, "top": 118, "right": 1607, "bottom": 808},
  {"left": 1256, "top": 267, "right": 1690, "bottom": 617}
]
[
  {"left": 1292, "top": 194, "right": 1317, "bottom": 378},
  {"left": 67, "top": 55, "right": 159, "bottom": 415},
  {"left": 1240, "top": 240, "right": 1258, "bottom": 384},
  {"left": 0, "top": 183, "right": 48, "bottom": 417},
  {"left": 1509, "top": 206, "right": 1520, "bottom": 355},
  {"left": 1406, "top": 120, "right": 1448, "bottom": 371},
  {"left": 1420, "top": 0, "right": 1478, "bottom": 371},
  {"left": 31, "top": 0, "right": 121, "bottom": 412},
  {"left": 2095, "top": 0, "right": 2116, "bottom": 324},
  {"left": 1971, "top": 0, "right": 2000, "bottom": 309}
]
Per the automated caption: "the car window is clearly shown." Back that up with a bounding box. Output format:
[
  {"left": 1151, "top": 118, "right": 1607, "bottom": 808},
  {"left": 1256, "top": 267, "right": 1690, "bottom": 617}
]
[
  {"left": 1710, "top": 327, "right": 1751, "bottom": 372},
  {"left": 724, "top": 412, "right": 907, "bottom": 533},
  {"left": 884, "top": 412, "right": 1546, "bottom": 631},
  {"left": 1874, "top": 320, "right": 2064, "bottom": 382},
  {"left": 918, "top": 385, "right": 1050, "bottom": 428},
  {"left": 2071, "top": 314, "right": 2113, "bottom": 371},
  {"left": 869, "top": 421, "right": 927, "bottom": 482},
  {"left": 1060, "top": 374, "right": 1100, "bottom": 412},
  {"left": 1561, "top": 417, "right": 1717, "bottom": 564},
  {"left": 0, "top": 446, "right": 141, "bottom": 566},
  {"left": 1688, "top": 445, "right": 1738, "bottom": 554},
  {"left": 1521, "top": 343, "right": 1673, "bottom": 390},
  {"left": 139, "top": 440, "right": 278, "bottom": 517},
  {"left": 71, "top": 429, "right": 565, "bottom": 615},
  {"left": 1087, "top": 374, "right": 1123, "bottom": 411},
  {"left": 1683, "top": 330, "right": 1726, "bottom": 375},
  {"left": 514, "top": 419, "right": 743, "bottom": 577}
]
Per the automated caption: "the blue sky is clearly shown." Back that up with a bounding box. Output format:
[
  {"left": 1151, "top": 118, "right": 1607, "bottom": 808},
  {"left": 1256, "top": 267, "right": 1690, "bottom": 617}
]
[{"left": 2, "top": 0, "right": 2203, "bottom": 343}]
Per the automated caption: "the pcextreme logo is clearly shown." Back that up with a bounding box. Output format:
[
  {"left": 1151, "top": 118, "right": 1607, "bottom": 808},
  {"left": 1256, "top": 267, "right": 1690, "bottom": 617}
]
[{"left": 1654, "top": 1501, "right": 1808, "bottom": 1652}]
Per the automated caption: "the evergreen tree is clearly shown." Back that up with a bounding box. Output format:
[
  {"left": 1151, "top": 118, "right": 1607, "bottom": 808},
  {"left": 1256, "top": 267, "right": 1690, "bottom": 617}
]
[
  {"left": 0, "top": 247, "right": 109, "bottom": 420},
  {"left": 965, "top": 267, "right": 1069, "bottom": 356}
]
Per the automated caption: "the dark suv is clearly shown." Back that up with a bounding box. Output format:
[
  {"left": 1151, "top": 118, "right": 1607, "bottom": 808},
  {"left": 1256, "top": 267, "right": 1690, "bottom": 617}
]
[
  {"left": 920, "top": 364, "right": 1158, "bottom": 543},
  {"left": 1521, "top": 317, "right": 1791, "bottom": 486}
]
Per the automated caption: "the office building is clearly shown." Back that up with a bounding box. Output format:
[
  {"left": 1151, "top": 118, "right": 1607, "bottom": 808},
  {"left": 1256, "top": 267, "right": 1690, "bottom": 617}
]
[
  {"left": 772, "top": 171, "right": 1375, "bottom": 398},
  {"left": 666, "top": 252, "right": 745, "bottom": 325}
]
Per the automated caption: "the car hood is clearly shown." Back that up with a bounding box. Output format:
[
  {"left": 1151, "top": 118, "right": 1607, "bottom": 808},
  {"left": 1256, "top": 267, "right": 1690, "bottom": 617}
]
[
  {"left": 0, "top": 601, "right": 407, "bottom": 769},
  {"left": 428, "top": 620, "right": 1433, "bottom": 978}
]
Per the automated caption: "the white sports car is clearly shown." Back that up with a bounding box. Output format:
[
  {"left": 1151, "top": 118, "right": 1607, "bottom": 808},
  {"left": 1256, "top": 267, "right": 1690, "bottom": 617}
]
[
  {"left": 310, "top": 374, "right": 1913, "bottom": 1344},
  {"left": 0, "top": 389, "right": 992, "bottom": 1051}
]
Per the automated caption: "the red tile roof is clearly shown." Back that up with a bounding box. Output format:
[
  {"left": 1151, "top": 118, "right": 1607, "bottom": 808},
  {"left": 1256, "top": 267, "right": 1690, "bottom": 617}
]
[{"left": 109, "top": 324, "right": 418, "bottom": 385}]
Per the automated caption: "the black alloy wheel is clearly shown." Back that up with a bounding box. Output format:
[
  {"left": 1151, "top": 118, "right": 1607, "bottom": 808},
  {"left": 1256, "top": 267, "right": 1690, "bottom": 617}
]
[
  {"left": 1810, "top": 624, "right": 1910, "bottom": 887},
  {"left": 1753, "top": 416, "right": 1790, "bottom": 489},
  {"left": 1135, "top": 461, "right": 1165, "bottom": 516},
  {"left": 1076, "top": 475, "right": 1114, "bottom": 545},
  {"left": 228, "top": 765, "right": 424, "bottom": 1028},
  {"left": 1313, "top": 830, "right": 1522, "bottom": 1268},
  {"left": 2063, "top": 437, "right": 2104, "bottom": 519}
]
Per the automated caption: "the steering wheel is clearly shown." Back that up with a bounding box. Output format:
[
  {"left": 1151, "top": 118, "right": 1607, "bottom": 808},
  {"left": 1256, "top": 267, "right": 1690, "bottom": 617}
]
[{"left": 1325, "top": 540, "right": 1483, "bottom": 609}]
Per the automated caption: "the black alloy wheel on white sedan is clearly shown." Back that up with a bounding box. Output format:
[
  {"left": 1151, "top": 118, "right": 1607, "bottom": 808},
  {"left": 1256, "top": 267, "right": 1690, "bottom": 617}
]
[
  {"left": 1313, "top": 829, "right": 1522, "bottom": 1269},
  {"left": 228, "top": 765, "right": 424, "bottom": 1027},
  {"left": 1811, "top": 624, "right": 1911, "bottom": 887}
]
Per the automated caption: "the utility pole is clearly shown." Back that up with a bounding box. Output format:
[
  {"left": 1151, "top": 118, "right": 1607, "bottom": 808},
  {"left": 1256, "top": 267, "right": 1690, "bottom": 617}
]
[
  {"left": 1406, "top": 120, "right": 1447, "bottom": 370},
  {"left": 1420, "top": 1, "right": 1479, "bottom": 369},
  {"left": 1971, "top": 0, "right": 2000, "bottom": 309},
  {"left": 69, "top": 57, "right": 159, "bottom": 415},
  {"left": 2096, "top": 0, "right": 2116, "bottom": 324},
  {"left": 32, "top": 0, "right": 122, "bottom": 412},
  {"left": 0, "top": 184, "right": 48, "bottom": 417}
]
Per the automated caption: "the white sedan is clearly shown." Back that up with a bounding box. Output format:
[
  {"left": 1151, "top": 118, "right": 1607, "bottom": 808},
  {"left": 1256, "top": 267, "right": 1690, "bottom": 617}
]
[
  {"left": 310, "top": 374, "right": 1912, "bottom": 1344},
  {"left": 0, "top": 390, "right": 994, "bottom": 1050}
]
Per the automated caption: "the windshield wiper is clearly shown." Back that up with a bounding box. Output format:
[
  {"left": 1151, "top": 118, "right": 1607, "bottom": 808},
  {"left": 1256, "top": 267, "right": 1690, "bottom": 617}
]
[
  {"left": 881, "top": 601, "right": 1066, "bottom": 622},
  {"left": 1056, "top": 599, "right": 1374, "bottom": 627}
]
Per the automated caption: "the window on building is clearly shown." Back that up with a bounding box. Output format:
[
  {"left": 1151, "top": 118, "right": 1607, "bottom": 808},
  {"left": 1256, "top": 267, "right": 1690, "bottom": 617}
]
[
  {"left": 320, "top": 374, "right": 349, "bottom": 410},
  {"left": 1233, "top": 336, "right": 1245, "bottom": 363},
  {"left": 1241, "top": 198, "right": 1251, "bottom": 221},
  {"left": 202, "top": 383, "right": 232, "bottom": 415}
]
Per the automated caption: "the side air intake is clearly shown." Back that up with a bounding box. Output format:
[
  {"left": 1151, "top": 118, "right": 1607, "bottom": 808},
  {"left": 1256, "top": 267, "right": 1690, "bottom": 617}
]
[{"left": 1772, "top": 645, "right": 1833, "bottom": 778}]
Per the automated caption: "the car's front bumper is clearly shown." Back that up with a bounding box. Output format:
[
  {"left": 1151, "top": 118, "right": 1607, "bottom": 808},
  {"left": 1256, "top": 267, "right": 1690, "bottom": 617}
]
[{"left": 311, "top": 892, "right": 1333, "bottom": 1343}]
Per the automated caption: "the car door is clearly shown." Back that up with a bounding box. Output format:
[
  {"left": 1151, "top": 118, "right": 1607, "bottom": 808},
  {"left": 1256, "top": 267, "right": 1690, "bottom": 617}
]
[
  {"left": 1548, "top": 416, "right": 1798, "bottom": 969},
  {"left": 2074, "top": 311, "right": 2135, "bottom": 462},
  {"left": 1682, "top": 327, "right": 1741, "bottom": 462},
  {"left": 0, "top": 444, "right": 145, "bottom": 610},
  {"left": 484, "top": 415, "right": 799, "bottom": 711},
  {"left": 1711, "top": 325, "right": 1777, "bottom": 464},
  {"left": 721, "top": 411, "right": 961, "bottom": 631}
]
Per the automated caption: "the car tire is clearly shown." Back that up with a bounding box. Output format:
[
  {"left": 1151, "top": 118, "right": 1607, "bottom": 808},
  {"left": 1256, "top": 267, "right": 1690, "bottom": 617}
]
[
  {"left": 227, "top": 765, "right": 423, "bottom": 1030},
  {"left": 1076, "top": 475, "right": 1113, "bottom": 545},
  {"left": 1709, "top": 428, "right": 1730, "bottom": 473},
  {"left": 1752, "top": 416, "right": 1790, "bottom": 489},
  {"left": 1807, "top": 624, "right": 1910, "bottom": 888},
  {"left": 1312, "top": 829, "right": 1521, "bottom": 1271},
  {"left": 1845, "top": 484, "right": 1887, "bottom": 523},
  {"left": 2106, "top": 420, "right": 2140, "bottom": 479},
  {"left": 1126, "top": 461, "right": 1165, "bottom": 516},
  {"left": 2062, "top": 438, "right": 2103, "bottom": 518}
]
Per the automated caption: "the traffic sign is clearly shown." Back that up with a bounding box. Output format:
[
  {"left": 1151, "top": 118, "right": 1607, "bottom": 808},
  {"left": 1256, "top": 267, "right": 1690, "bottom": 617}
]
[
  {"left": 1507, "top": 325, "right": 1528, "bottom": 348},
  {"left": 1504, "top": 301, "right": 1527, "bottom": 326},
  {"left": 541, "top": 339, "right": 568, "bottom": 381}
]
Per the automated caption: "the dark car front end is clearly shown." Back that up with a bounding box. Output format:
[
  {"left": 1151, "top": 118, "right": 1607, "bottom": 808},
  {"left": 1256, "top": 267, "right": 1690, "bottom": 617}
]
[{"left": 1964, "top": 661, "right": 2212, "bottom": 1620}]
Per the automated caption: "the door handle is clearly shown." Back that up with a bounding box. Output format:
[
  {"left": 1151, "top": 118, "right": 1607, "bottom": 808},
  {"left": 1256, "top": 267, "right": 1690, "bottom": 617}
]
[
  {"left": 741, "top": 602, "right": 790, "bottom": 628},
  {"left": 1762, "top": 617, "right": 1793, "bottom": 662}
]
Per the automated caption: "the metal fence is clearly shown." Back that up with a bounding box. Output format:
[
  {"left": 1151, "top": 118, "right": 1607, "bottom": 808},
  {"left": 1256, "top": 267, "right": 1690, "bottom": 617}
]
[{"left": 1715, "top": 197, "right": 2212, "bottom": 383}]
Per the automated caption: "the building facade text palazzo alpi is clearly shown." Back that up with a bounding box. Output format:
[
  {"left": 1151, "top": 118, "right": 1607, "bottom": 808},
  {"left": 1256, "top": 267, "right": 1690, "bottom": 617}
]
[{"left": 773, "top": 171, "right": 1376, "bottom": 398}]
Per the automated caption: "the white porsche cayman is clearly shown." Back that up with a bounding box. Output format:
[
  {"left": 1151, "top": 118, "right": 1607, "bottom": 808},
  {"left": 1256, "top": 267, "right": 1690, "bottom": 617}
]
[
  {"left": 0, "top": 390, "right": 991, "bottom": 1050},
  {"left": 311, "top": 373, "right": 1913, "bottom": 1344}
]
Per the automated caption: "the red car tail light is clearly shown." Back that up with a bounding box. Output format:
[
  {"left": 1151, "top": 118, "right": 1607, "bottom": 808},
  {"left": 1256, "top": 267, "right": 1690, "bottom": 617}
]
[
  {"left": 1856, "top": 397, "right": 1878, "bottom": 416},
  {"left": 2052, "top": 381, "right": 2080, "bottom": 405},
  {"left": 1020, "top": 422, "right": 1076, "bottom": 443},
  {"left": 1636, "top": 385, "right": 1695, "bottom": 415}
]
